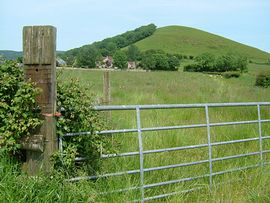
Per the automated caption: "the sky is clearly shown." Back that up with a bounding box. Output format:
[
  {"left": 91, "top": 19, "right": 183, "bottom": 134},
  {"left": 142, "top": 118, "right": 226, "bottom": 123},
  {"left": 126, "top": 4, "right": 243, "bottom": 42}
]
[{"left": 1, "top": 0, "right": 270, "bottom": 52}]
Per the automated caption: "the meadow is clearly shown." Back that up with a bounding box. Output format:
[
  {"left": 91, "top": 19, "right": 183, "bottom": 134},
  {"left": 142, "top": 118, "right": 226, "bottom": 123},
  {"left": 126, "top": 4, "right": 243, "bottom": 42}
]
[
  {"left": 58, "top": 63, "right": 270, "bottom": 202},
  {"left": 1, "top": 63, "right": 270, "bottom": 202}
]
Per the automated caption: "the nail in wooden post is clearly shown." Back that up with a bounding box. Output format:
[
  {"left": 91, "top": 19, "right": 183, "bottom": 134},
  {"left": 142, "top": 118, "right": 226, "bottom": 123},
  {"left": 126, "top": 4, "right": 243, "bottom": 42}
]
[{"left": 23, "top": 26, "right": 57, "bottom": 175}]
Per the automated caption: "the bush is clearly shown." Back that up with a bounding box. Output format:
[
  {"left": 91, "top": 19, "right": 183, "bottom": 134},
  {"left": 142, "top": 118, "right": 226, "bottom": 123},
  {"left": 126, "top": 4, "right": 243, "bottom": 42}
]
[
  {"left": 184, "top": 52, "right": 248, "bottom": 74},
  {"left": 195, "top": 53, "right": 216, "bottom": 71},
  {"left": 0, "top": 61, "right": 110, "bottom": 176},
  {"left": 183, "top": 64, "right": 201, "bottom": 72},
  {"left": 222, "top": 71, "right": 241, "bottom": 78},
  {"left": 53, "top": 75, "right": 111, "bottom": 175},
  {"left": 0, "top": 61, "right": 42, "bottom": 154},
  {"left": 113, "top": 50, "right": 127, "bottom": 69},
  {"left": 140, "top": 50, "right": 179, "bottom": 71},
  {"left": 255, "top": 71, "right": 270, "bottom": 88}
]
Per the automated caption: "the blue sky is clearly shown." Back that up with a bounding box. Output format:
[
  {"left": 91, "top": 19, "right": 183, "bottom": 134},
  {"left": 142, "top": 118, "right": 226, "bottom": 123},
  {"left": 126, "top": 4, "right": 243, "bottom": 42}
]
[{"left": 1, "top": 0, "right": 270, "bottom": 52}]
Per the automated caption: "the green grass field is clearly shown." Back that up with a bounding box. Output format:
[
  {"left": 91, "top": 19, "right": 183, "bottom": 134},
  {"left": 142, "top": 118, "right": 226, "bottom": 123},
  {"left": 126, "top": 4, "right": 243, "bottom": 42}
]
[
  {"left": 60, "top": 63, "right": 270, "bottom": 105},
  {"left": 134, "top": 26, "right": 270, "bottom": 63},
  {"left": 1, "top": 63, "right": 270, "bottom": 202},
  {"left": 56, "top": 63, "right": 270, "bottom": 202}
]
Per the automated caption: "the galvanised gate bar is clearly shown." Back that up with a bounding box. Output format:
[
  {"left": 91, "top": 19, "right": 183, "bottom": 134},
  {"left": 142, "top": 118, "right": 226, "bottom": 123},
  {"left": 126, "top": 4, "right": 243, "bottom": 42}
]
[{"left": 61, "top": 102, "right": 270, "bottom": 202}]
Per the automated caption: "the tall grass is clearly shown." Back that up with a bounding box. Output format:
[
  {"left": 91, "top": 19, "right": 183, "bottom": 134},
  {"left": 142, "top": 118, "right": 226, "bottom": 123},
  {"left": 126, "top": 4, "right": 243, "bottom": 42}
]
[
  {"left": 0, "top": 151, "right": 100, "bottom": 202},
  {"left": 58, "top": 63, "right": 270, "bottom": 202}
]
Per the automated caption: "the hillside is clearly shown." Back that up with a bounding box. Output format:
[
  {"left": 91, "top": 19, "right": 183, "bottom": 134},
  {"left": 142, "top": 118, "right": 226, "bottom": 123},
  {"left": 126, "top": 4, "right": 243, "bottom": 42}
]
[
  {"left": 61, "top": 24, "right": 156, "bottom": 66},
  {"left": 134, "top": 26, "right": 270, "bottom": 63},
  {"left": 0, "top": 50, "right": 22, "bottom": 60},
  {"left": 0, "top": 50, "right": 65, "bottom": 60}
]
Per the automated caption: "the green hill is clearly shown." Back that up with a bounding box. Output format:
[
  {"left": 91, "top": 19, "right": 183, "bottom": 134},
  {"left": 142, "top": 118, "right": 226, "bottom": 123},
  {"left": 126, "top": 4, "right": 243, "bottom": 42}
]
[
  {"left": 0, "top": 50, "right": 22, "bottom": 60},
  {"left": 0, "top": 50, "right": 65, "bottom": 60},
  {"left": 134, "top": 26, "right": 270, "bottom": 63}
]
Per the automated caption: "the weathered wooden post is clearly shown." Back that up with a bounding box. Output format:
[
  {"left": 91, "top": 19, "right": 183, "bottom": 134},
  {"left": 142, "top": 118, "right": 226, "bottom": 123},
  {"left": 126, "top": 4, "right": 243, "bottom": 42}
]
[
  {"left": 103, "top": 71, "right": 111, "bottom": 105},
  {"left": 22, "top": 26, "right": 57, "bottom": 175},
  {"left": 103, "top": 71, "right": 111, "bottom": 119}
]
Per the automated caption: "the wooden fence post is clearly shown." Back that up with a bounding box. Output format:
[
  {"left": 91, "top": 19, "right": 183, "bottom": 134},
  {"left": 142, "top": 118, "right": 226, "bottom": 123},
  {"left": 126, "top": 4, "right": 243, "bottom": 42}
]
[
  {"left": 103, "top": 71, "right": 111, "bottom": 119},
  {"left": 22, "top": 26, "right": 57, "bottom": 175},
  {"left": 103, "top": 71, "right": 111, "bottom": 105}
]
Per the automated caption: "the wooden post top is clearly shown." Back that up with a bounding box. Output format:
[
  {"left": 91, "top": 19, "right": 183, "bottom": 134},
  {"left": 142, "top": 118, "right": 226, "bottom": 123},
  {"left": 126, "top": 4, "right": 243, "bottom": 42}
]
[
  {"left": 23, "top": 26, "right": 56, "bottom": 65},
  {"left": 23, "top": 25, "right": 57, "bottom": 114}
]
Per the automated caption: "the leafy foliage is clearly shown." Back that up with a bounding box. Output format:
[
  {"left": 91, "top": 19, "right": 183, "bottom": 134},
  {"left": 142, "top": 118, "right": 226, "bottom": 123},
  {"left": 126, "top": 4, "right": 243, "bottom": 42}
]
[
  {"left": 113, "top": 50, "right": 127, "bottom": 69},
  {"left": 54, "top": 75, "right": 111, "bottom": 175},
  {"left": 0, "top": 62, "right": 110, "bottom": 176},
  {"left": 140, "top": 50, "right": 180, "bottom": 71},
  {"left": 61, "top": 24, "right": 156, "bottom": 67},
  {"left": 184, "top": 52, "right": 248, "bottom": 73},
  {"left": 0, "top": 61, "right": 42, "bottom": 154},
  {"left": 255, "top": 71, "right": 270, "bottom": 88},
  {"left": 126, "top": 45, "right": 141, "bottom": 61},
  {"left": 75, "top": 46, "right": 100, "bottom": 68}
]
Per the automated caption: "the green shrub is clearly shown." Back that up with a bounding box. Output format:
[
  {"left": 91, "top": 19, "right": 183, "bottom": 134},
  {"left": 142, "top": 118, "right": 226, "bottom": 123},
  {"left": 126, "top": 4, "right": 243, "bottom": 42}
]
[
  {"left": 53, "top": 75, "right": 111, "bottom": 175},
  {"left": 183, "top": 64, "right": 201, "bottom": 72},
  {"left": 222, "top": 71, "right": 241, "bottom": 78},
  {"left": 0, "top": 61, "right": 110, "bottom": 176},
  {"left": 0, "top": 61, "right": 42, "bottom": 154},
  {"left": 255, "top": 71, "right": 270, "bottom": 88},
  {"left": 140, "top": 50, "right": 179, "bottom": 71},
  {"left": 184, "top": 53, "right": 248, "bottom": 74}
]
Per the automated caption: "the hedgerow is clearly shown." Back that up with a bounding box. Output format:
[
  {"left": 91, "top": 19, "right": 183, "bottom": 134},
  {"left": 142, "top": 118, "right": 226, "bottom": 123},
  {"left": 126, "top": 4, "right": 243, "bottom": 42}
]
[
  {"left": 184, "top": 52, "right": 248, "bottom": 73},
  {"left": 0, "top": 61, "right": 42, "bottom": 154},
  {"left": 0, "top": 61, "right": 110, "bottom": 176},
  {"left": 255, "top": 71, "right": 270, "bottom": 88},
  {"left": 53, "top": 75, "right": 111, "bottom": 175}
]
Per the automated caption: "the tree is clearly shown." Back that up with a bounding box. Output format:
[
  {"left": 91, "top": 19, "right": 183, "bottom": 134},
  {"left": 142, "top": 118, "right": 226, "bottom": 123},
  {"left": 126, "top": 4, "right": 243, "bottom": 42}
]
[
  {"left": 63, "top": 24, "right": 157, "bottom": 65},
  {"left": 140, "top": 50, "right": 179, "bottom": 71},
  {"left": 76, "top": 46, "right": 99, "bottom": 68},
  {"left": 168, "top": 55, "right": 180, "bottom": 71},
  {"left": 127, "top": 45, "right": 141, "bottom": 61},
  {"left": 154, "top": 54, "right": 169, "bottom": 70},
  {"left": 113, "top": 50, "right": 127, "bottom": 69},
  {"left": 16, "top": 56, "right": 23, "bottom": 63},
  {"left": 141, "top": 54, "right": 156, "bottom": 70},
  {"left": 195, "top": 53, "right": 215, "bottom": 71},
  {"left": 235, "top": 55, "right": 248, "bottom": 73},
  {"left": 184, "top": 52, "right": 248, "bottom": 74}
]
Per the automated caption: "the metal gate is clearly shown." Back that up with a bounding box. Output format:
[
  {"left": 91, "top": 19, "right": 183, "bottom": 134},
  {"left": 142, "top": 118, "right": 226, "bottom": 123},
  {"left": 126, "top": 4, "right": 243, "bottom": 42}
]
[{"left": 61, "top": 102, "right": 270, "bottom": 202}]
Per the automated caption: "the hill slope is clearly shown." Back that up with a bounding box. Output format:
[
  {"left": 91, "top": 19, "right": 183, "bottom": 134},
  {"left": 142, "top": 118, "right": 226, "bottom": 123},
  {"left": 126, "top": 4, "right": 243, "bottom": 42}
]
[
  {"left": 0, "top": 50, "right": 65, "bottom": 60},
  {"left": 134, "top": 26, "right": 270, "bottom": 63},
  {"left": 0, "top": 50, "right": 22, "bottom": 60}
]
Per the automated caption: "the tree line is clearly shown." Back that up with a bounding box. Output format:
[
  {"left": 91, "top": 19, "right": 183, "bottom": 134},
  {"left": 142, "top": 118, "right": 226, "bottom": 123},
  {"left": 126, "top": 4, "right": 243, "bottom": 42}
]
[
  {"left": 112, "top": 47, "right": 180, "bottom": 71},
  {"left": 184, "top": 52, "right": 248, "bottom": 73},
  {"left": 61, "top": 24, "right": 157, "bottom": 68}
]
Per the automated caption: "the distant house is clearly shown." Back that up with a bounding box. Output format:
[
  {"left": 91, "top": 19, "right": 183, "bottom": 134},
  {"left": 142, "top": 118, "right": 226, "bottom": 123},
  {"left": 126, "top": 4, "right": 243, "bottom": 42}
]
[
  {"left": 127, "top": 61, "right": 136, "bottom": 69},
  {"left": 56, "top": 57, "right": 67, "bottom": 67},
  {"left": 97, "top": 56, "right": 113, "bottom": 69},
  {"left": 104, "top": 56, "right": 113, "bottom": 68}
]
